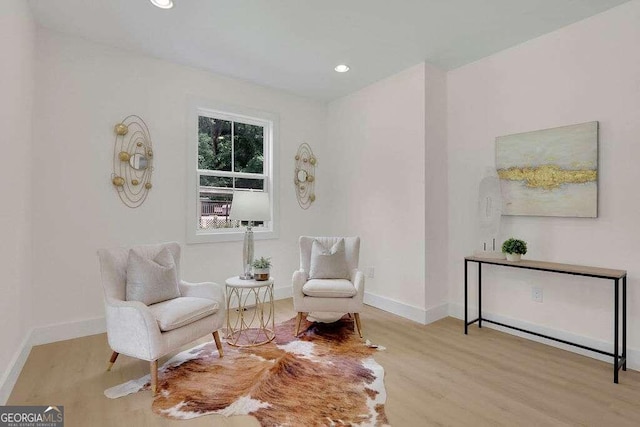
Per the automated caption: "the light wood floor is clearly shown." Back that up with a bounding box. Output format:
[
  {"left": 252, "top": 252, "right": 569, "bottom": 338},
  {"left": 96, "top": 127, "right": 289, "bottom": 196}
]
[{"left": 9, "top": 299, "right": 640, "bottom": 426}]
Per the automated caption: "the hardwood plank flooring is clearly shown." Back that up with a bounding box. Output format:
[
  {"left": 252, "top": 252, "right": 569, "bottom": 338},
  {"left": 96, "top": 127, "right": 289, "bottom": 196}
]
[{"left": 8, "top": 299, "right": 640, "bottom": 426}]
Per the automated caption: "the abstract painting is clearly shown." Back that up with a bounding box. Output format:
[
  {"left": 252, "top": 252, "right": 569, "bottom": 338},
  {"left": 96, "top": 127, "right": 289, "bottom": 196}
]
[{"left": 496, "top": 121, "right": 598, "bottom": 217}]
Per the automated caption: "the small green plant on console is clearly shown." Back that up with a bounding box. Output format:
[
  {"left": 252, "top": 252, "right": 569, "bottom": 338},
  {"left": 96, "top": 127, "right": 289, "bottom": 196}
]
[{"left": 502, "top": 238, "right": 527, "bottom": 261}]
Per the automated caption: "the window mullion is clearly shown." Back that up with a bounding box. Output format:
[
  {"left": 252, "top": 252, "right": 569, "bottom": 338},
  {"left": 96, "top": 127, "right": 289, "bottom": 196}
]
[
  {"left": 198, "top": 170, "right": 265, "bottom": 179},
  {"left": 231, "top": 121, "right": 235, "bottom": 175}
]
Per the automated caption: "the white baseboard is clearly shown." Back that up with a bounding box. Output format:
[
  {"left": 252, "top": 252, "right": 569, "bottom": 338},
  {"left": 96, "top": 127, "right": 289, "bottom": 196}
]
[
  {"left": 273, "top": 286, "right": 292, "bottom": 300},
  {"left": 0, "top": 316, "right": 107, "bottom": 404},
  {"left": 364, "top": 292, "right": 448, "bottom": 325},
  {"left": 0, "top": 333, "right": 33, "bottom": 405},
  {"left": 30, "top": 317, "right": 106, "bottom": 346},
  {"left": 448, "top": 302, "right": 639, "bottom": 371}
]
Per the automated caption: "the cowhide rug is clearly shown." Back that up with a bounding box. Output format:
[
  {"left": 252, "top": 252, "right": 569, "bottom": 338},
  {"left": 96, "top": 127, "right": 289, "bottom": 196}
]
[{"left": 105, "top": 316, "right": 389, "bottom": 426}]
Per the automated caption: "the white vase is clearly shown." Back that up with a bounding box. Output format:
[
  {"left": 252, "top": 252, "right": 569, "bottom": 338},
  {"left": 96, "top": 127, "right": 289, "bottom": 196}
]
[
  {"left": 506, "top": 253, "right": 522, "bottom": 262},
  {"left": 253, "top": 267, "right": 270, "bottom": 281}
]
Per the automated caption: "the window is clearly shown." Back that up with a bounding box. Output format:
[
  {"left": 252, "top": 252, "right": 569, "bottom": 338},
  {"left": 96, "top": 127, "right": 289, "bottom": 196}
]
[{"left": 187, "top": 100, "right": 278, "bottom": 243}]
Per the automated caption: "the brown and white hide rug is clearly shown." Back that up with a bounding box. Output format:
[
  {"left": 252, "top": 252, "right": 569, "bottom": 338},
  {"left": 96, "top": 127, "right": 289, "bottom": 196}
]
[{"left": 105, "top": 316, "right": 389, "bottom": 426}]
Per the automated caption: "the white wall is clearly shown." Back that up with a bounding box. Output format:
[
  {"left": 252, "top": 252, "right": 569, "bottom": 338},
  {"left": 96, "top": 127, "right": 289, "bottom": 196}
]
[
  {"left": 30, "top": 30, "right": 328, "bottom": 328},
  {"left": 448, "top": 0, "right": 640, "bottom": 363},
  {"left": 326, "top": 64, "right": 428, "bottom": 322},
  {"left": 0, "top": 0, "right": 35, "bottom": 401},
  {"left": 424, "top": 64, "right": 449, "bottom": 320}
]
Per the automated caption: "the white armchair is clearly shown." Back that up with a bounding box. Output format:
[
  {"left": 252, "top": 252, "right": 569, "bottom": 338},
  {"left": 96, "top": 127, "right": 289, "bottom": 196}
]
[
  {"left": 97, "top": 242, "right": 225, "bottom": 395},
  {"left": 292, "top": 236, "right": 364, "bottom": 337}
]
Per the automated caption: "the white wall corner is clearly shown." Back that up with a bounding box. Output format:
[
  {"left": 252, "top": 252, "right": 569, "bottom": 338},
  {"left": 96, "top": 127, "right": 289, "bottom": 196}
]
[
  {"left": 448, "top": 303, "right": 639, "bottom": 372},
  {"left": 425, "top": 302, "right": 449, "bottom": 324}
]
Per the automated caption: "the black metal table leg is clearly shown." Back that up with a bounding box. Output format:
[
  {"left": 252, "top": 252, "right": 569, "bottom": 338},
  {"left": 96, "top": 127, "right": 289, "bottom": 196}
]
[
  {"left": 614, "top": 278, "right": 619, "bottom": 384},
  {"left": 464, "top": 260, "right": 468, "bottom": 335},
  {"left": 623, "top": 275, "right": 627, "bottom": 371},
  {"left": 478, "top": 263, "right": 482, "bottom": 328}
]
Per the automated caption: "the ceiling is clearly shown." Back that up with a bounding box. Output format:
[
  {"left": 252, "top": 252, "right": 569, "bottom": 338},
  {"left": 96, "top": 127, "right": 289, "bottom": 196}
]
[{"left": 28, "top": 0, "right": 630, "bottom": 101}]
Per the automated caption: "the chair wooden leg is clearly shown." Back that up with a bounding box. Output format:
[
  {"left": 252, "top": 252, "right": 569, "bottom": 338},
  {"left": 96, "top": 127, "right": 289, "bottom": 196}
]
[
  {"left": 213, "top": 331, "right": 224, "bottom": 357},
  {"left": 150, "top": 360, "right": 158, "bottom": 396},
  {"left": 107, "top": 351, "right": 119, "bottom": 371},
  {"left": 294, "top": 312, "right": 303, "bottom": 336},
  {"left": 354, "top": 313, "right": 363, "bottom": 338}
]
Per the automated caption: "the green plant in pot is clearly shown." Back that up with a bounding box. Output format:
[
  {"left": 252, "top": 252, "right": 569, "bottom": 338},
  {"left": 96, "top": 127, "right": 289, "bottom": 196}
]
[
  {"left": 252, "top": 257, "right": 272, "bottom": 281},
  {"left": 502, "top": 238, "right": 527, "bottom": 262}
]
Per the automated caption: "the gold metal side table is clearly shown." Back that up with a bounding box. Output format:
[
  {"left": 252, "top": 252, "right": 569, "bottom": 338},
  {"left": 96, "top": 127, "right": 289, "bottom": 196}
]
[{"left": 225, "top": 277, "right": 275, "bottom": 347}]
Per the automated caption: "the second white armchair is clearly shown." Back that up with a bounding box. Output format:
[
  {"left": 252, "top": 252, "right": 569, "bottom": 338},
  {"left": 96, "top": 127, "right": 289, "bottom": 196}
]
[{"left": 292, "top": 236, "right": 364, "bottom": 337}]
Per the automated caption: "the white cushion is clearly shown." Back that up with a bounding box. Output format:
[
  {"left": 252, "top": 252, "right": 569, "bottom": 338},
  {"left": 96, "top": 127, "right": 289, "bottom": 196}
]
[
  {"left": 309, "top": 239, "right": 350, "bottom": 279},
  {"left": 126, "top": 247, "right": 180, "bottom": 305},
  {"left": 148, "top": 297, "right": 219, "bottom": 332},
  {"left": 302, "top": 279, "right": 357, "bottom": 298}
]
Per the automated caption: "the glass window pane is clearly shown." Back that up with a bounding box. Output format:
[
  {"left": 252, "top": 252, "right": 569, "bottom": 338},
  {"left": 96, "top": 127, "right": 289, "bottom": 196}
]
[
  {"left": 233, "top": 122, "right": 264, "bottom": 173},
  {"left": 198, "top": 116, "right": 232, "bottom": 171},
  {"left": 234, "top": 178, "right": 264, "bottom": 190},
  {"left": 198, "top": 191, "right": 239, "bottom": 230},
  {"left": 200, "top": 176, "right": 232, "bottom": 188}
]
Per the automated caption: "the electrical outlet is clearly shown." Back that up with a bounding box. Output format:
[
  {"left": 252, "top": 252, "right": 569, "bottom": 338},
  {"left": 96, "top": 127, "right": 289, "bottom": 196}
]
[
  {"left": 532, "top": 287, "right": 543, "bottom": 303},
  {"left": 366, "top": 267, "right": 375, "bottom": 279}
]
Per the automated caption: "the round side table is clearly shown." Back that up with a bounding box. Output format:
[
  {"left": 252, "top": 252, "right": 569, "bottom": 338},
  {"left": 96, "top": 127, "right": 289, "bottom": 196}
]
[{"left": 225, "top": 277, "right": 275, "bottom": 347}]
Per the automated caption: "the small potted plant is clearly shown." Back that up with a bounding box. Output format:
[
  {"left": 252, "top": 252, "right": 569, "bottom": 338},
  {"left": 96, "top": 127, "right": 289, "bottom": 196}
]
[
  {"left": 502, "top": 238, "right": 527, "bottom": 262},
  {"left": 252, "top": 257, "right": 272, "bottom": 281}
]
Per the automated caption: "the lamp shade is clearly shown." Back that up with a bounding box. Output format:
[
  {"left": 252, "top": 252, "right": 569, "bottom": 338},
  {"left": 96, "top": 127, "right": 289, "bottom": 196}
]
[{"left": 229, "top": 191, "right": 271, "bottom": 221}]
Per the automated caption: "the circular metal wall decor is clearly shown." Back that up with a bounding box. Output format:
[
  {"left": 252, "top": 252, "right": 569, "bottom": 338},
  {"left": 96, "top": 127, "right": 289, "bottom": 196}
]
[
  {"left": 294, "top": 143, "right": 316, "bottom": 209},
  {"left": 111, "top": 115, "right": 154, "bottom": 208}
]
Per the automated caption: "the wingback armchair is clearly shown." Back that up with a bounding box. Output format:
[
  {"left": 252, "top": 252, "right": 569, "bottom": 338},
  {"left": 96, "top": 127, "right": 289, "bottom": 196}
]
[
  {"left": 292, "top": 236, "right": 364, "bottom": 337},
  {"left": 97, "top": 242, "right": 225, "bottom": 395}
]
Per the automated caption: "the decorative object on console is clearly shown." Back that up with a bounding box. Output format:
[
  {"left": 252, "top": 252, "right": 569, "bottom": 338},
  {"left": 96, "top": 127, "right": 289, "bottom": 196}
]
[
  {"left": 111, "top": 115, "right": 154, "bottom": 208},
  {"left": 473, "top": 167, "right": 505, "bottom": 260},
  {"left": 496, "top": 121, "right": 598, "bottom": 217},
  {"left": 294, "top": 142, "right": 316, "bottom": 209},
  {"left": 229, "top": 191, "right": 271, "bottom": 280},
  {"left": 252, "top": 256, "right": 272, "bottom": 281},
  {"left": 502, "top": 238, "right": 528, "bottom": 261},
  {"left": 104, "top": 316, "right": 388, "bottom": 426}
]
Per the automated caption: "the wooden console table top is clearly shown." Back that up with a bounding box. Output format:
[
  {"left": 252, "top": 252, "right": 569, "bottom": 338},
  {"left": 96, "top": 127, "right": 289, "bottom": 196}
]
[{"left": 465, "top": 256, "right": 627, "bottom": 280}]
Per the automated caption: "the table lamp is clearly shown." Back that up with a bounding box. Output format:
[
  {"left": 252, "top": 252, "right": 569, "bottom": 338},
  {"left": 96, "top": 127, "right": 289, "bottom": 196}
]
[{"left": 229, "top": 191, "right": 271, "bottom": 280}]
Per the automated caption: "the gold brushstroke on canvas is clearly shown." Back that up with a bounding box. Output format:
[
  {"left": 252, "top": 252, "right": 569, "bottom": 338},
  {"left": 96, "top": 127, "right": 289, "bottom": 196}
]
[{"left": 497, "top": 165, "right": 597, "bottom": 190}]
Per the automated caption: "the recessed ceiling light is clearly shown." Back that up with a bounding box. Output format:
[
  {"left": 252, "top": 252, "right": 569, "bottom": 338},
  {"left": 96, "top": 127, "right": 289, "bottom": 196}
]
[
  {"left": 334, "top": 64, "right": 350, "bottom": 73},
  {"left": 150, "top": 0, "right": 174, "bottom": 9}
]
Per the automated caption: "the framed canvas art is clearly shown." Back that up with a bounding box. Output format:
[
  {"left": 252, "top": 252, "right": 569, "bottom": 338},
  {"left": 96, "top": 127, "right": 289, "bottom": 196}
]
[{"left": 496, "top": 121, "right": 598, "bottom": 217}]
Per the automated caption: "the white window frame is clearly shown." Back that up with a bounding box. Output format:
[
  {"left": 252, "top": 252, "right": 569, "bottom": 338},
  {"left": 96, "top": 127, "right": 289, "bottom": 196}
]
[{"left": 187, "top": 97, "right": 279, "bottom": 243}]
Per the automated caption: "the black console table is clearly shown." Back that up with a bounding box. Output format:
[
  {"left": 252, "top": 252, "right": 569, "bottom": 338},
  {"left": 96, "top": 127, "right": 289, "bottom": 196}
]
[{"left": 464, "top": 256, "right": 627, "bottom": 383}]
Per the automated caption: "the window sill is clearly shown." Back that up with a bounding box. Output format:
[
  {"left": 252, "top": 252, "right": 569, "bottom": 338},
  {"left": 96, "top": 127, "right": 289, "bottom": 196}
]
[{"left": 187, "top": 229, "right": 278, "bottom": 244}]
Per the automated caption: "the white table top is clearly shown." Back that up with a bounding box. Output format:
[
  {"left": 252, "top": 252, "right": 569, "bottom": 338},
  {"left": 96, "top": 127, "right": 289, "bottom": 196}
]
[{"left": 225, "top": 276, "right": 274, "bottom": 288}]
